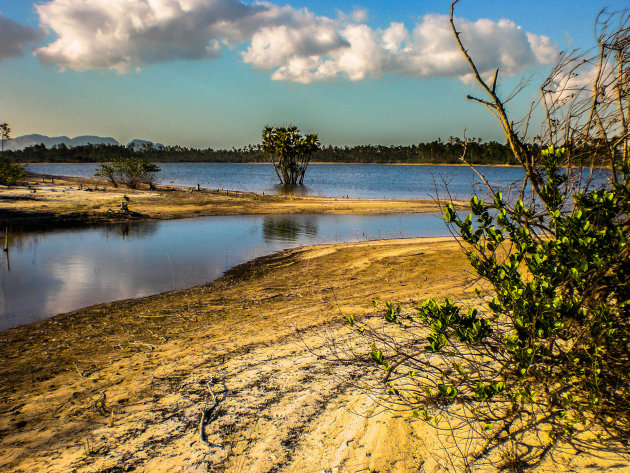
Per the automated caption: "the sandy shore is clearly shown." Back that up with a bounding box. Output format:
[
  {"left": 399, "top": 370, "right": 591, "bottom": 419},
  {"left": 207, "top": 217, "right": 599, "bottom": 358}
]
[
  {"left": 0, "top": 237, "right": 626, "bottom": 472},
  {"left": 0, "top": 177, "right": 626, "bottom": 472},
  {"left": 0, "top": 175, "right": 457, "bottom": 230},
  {"left": 0, "top": 237, "right": 467, "bottom": 472}
]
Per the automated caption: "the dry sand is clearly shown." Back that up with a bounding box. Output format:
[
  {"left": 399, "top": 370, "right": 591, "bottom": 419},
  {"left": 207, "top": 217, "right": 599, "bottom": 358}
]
[{"left": 0, "top": 237, "right": 467, "bottom": 472}]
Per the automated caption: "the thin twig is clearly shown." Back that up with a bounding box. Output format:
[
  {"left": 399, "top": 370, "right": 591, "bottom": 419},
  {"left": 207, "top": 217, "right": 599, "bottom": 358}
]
[
  {"left": 73, "top": 362, "right": 87, "bottom": 378},
  {"left": 199, "top": 382, "right": 219, "bottom": 448}
]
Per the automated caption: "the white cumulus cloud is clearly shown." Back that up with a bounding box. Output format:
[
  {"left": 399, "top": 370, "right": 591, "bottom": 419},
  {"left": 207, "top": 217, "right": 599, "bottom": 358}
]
[
  {"left": 35, "top": 0, "right": 272, "bottom": 71},
  {"left": 241, "top": 8, "right": 348, "bottom": 71},
  {"left": 0, "top": 14, "right": 44, "bottom": 61},
  {"left": 244, "top": 13, "right": 559, "bottom": 83},
  {"left": 33, "top": 0, "right": 559, "bottom": 82}
]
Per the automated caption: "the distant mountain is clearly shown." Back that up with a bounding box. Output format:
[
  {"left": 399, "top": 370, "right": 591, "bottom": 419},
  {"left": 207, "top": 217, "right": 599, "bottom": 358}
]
[
  {"left": 6, "top": 134, "right": 162, "bottom": 151},
  {"left": 6, "top": 134, "right": 120, "bottom": 150},
  {"left": 69, "top": 135, "right": 119, "bottom": 147},
  {"left": 6, "top": 134, "right": 72, "bottom": 150},
  {"left": 127, "top": 139, "right": 164, "bottom": 150}
]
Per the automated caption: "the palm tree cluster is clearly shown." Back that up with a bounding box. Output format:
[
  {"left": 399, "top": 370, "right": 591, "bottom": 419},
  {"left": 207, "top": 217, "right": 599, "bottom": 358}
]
[{"left": 261, "top": 125, "right": 319, "bottom": 185}]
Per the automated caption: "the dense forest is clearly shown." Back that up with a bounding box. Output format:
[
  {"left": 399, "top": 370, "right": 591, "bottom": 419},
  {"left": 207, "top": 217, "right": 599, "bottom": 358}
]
[{"left": 4, "top": 137, "right": 523, "bottom": 165}]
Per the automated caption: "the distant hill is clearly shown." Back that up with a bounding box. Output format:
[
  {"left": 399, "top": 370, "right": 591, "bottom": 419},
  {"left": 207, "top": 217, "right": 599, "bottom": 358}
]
[
  {"left": 127, "top": 139, "right": 164, "bottom": 150},
  {"left": 6, "top": 134, "right": 119, "bottom": 150},
  {"left": 69, "top": 135, "right": 120, "bottom": 147},
  {"left": 6, "top": 134, "right": 163, "bottom": 150},
  {"left": 6, "top": 134, "right": 72, "bottom": 150}
]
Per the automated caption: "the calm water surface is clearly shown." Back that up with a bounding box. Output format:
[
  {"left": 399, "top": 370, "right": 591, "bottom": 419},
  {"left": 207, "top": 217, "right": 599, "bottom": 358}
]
[
  {"left": 1, "top": 213, "right": 449, "bottom": 331},
  {"left": 28, "top": 163, "right": 530, "bottom": 200},
  {"left": 8, "top": 163, "right": 611, "bottom": 331}
]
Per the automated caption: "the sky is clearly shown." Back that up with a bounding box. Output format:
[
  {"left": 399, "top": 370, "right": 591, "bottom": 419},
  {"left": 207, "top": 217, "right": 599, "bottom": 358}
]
[{"left": 0, "top": 0, "right": 626, "bottom": 149}]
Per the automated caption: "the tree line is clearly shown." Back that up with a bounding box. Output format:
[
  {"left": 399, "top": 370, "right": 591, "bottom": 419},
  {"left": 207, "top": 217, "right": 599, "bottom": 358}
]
[{"left": 3, "top": 138, "right": 523, "bottom": 165}]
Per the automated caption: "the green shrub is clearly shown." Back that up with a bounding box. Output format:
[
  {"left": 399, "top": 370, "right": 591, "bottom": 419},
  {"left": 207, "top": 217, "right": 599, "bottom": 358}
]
[
  {"left": 0, "top": 158, "right": 25, "bottom": 186},
  {"left": 356, "top": 3, "right": 630, "bottom": 470},
  {"left": 95, "top": 156, "right": 161, "bottom": 189}
]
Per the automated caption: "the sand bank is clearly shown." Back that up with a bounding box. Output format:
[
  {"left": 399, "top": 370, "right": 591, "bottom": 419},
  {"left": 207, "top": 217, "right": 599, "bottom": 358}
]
[
  {"left": 0, "top": 175, "right": 458, "bottom": 230},
  {"left": 0, "top": 237, "right": 625, "bottom": 472}
]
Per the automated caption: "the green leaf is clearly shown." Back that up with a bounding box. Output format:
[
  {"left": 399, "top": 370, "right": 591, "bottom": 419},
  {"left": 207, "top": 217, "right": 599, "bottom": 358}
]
[
  {"left": 370, "top": 344, "right": 385, "bottom": 366},
  {"left": 437, "top": 384, "right": 458, "bottom": 398}
]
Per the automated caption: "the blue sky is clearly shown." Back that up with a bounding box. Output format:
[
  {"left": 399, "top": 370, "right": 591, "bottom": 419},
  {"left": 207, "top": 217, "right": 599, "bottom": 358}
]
[{"left": 0, "top": 0, "right": 625, "bottom": 148}]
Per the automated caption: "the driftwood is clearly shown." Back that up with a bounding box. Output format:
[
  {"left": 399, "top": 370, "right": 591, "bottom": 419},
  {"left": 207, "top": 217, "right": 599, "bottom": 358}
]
[
  {"left": 128, "top": 341, "right": 157, "bottom": 350},
  {"left": 137, "top": 314, "right": 180, "bottom": 318},
  {"left": 147, "top": 328, "right": 167, "bottom": 343},
  {"left": 94, "top": 391, "right": 108, "bottom": 415},
  {"left": 199, "top": 381, "right": 228, "bottom": 448},
  {"left": 199, "top": 383, "right": 219, "bottom": 447}
]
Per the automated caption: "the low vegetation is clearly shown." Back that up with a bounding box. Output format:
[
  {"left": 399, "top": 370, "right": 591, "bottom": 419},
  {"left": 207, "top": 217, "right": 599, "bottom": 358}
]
[
  {"left": 0, "top": 123, "right": 25, "bottom": 186},
  {"left": 356, "top": 2, "right": 630, "bottom": 471},
  {"left": 0, "top": 158, "right": 25, "bottom": 186},
  {"left": 94, "top": 156, "right": 161, "bottom": 189}
]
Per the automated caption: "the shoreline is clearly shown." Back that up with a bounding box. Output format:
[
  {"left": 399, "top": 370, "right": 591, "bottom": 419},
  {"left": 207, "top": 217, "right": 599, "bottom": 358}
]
[
  {"left": 1, "top": 173, "right": 465, "bottom": 231},
  {"left": 26, "top": 160, "right": 520, "bottom": 167},
  {"left": 2, "top": 173, "right": 622, "bottom": 471}
]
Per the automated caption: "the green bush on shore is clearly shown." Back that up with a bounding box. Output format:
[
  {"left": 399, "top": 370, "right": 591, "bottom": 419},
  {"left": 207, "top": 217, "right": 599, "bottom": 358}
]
[{"left": 0, "top": 158, "right": 26, "bottom": 186}]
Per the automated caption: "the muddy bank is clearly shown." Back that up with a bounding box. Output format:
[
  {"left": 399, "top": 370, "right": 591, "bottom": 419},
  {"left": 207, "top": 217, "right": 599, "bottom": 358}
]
[{"left": 0, "top": 175, "right": 458, "bottom": 231}]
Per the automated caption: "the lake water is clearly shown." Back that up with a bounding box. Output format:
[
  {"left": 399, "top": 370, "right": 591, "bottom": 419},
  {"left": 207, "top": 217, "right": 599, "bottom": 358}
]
[
  {"left": 7, "top": 163, "right": 611, "bottom": 331},
  {"left": 28, "top": 162, "right": 530, "bottom": 200},
  {"left": 1, "top": 213, "right": 449, "bottom": 331}
]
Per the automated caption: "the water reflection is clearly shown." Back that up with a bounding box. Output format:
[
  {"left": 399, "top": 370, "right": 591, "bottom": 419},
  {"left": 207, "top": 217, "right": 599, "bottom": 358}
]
[
  {"left": 98, "top": 221, "right": 159, "bottom": 239},
  {"left": 5, "top": 221, "right": 159, "bottom": 251},
  {"left": 1, "top": 249, "right": 9, "bottom": 272},
  {"left": 4, "top": 230, "right": 40, "bottom": 251},
  {"left": 272, "top": 184, "right": 312, "bottom": 197},
  {"left": 0, "top": 213, "right": 450, "bottom": 331},
  {"left": 262, "top": 216, "right": 318, "bottom": 242}
]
